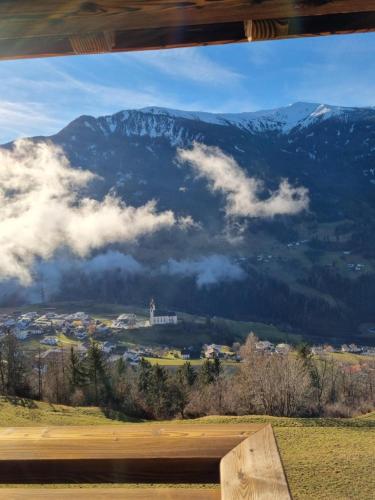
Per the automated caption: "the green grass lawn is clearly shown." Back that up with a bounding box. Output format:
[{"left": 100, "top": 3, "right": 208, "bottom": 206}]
[
  {"left": 0, "top": 397, "right": 374, "bottom": 499},
  {"left": 0, "top": 397, "right": 135, "bottom": 426},
  {"left": 196, "top": 414, "right": 375, "bottom": 500},
  {"left": 144, "top": 357, "right": 204, "bottom": 366},
  {"left": 143, "top": 357, "right": 238, "bottom": 367}
]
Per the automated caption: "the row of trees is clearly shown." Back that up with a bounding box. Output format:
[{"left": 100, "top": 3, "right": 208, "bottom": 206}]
[{"left": 0, "top": 332, "right": 374, "bottom": 419}]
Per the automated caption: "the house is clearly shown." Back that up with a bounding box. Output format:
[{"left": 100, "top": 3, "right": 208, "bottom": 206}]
[
  {"left": 311, "top": 345, "right": 324, "bottom": 355},
  {"left": 275, "top": 343, "right": 291, "bottom": 354},
  {"left": 101, "top": 341, "right": 116, "bottom": 354},
  {"left": 2, "top": 318, "right": 16, "bottom": 327},
  {"left": 204, "top": 344, "right": 221, "bottom": 359},
  {"left": 203, "top": 344, "right": 234, "bottom": 359},
  {"left": 112, "top": 313, "right": 137, "bottom": 329},
  {"left": 348, "top": 343, "right": 362, "bottom": 353},
  {"left": 180, "top": 349, "right": 190, "bottom": 360},
  {"left": 40, "top": 336, "right": 59, "bottom": 346},
  {"left": 96, "top": 325, "right": 109, "bottom": 334},
  {"left": 123, "top": 350, "right": 141, "bottom": 365},
  {"left": 15, "top": 330, "right": 29, "bottom": 341},
  {"left": 149, "top": 299, "right": 177, "bottom": 326},
  {"left": 20, "top": 312, "right": 39, "bottom": 321},
  {"left": 74, "top": 329, "right": 88, "bottom": 340},
  {"left": 65, "top": 312, "right": 90, "bottom": 322},
  {"left": 29, "top": 326, "right": 43, "bottom": 335},
  {"left": 255, "top": 340, "right": 274, "bottom": 352},
  {"left": 35, "top": 315, "right": 52, "bottom": 326},
  {"left": 16, "top": 319, "right": 31, "bottom": 329}
]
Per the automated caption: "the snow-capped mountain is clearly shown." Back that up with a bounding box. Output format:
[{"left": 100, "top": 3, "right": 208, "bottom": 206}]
[
  {"left": 2, "top": 102, "right": 375, "bottom": 341},
  {"left": 136, "top": 102, "right": 354, "bottom": 133},
  {"left": 69, "top": 101, "right": 366, "bottom": 145}
]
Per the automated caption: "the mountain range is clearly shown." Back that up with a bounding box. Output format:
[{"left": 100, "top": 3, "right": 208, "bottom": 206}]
[{"left": 2, "top": 102, "right": 375, "bottom": 344}]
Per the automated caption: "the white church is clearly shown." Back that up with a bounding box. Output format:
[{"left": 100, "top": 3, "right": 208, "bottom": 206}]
[{"left": 149, "top": 299, "right": 177, "bottom": 326}]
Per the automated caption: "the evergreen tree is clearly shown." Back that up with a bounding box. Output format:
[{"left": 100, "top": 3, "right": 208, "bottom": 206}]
[
  {"left": 173, "top": 362, "right": 197, "bottom": 418},
  {"left": 0, "top": 330, "right": 29, "bottom": 397},
  {"left": 69, "top": 347, "right": 87, "bottom": 390},
  {"left": 149, "top": 364, "right": 170, "bottom": 418},
  {"left": 87, "top": 341, "right": 107, "bottom": 404},
  {"left": 177, "top": 361, "right": 196, "bottom": 388},
  {"left": 198, "top": 358, "right": 222, "bottom": 385},
  {"left": 138, "top": 358, "right": 153, "bottom": 393}
]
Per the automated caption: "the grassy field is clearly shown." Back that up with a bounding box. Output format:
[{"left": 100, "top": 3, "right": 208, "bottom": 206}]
[
  {"left": 0, "top": 397, "right": 136, "bottom": 426},
  {"left": 0, "top": 397, "right": 374, "bottom": 499},
  {"left": 197, "top": 414, "right": 375, "bottom": 500}
]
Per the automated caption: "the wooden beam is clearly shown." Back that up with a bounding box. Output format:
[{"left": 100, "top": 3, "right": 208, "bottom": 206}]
[
  {"left": 245, "top": 11, "right": 375, "bottom": 41},
  {"left": 0, "top": 424, "right": 261, "bottom": 484},
  {"left": 220, "top": 425, "right": 291, "bottom": 500},
  {"left": 0, "top": 488, "right": 221, "bottom": 500},
  {"left": 0, "top": 1, "right": 375, "bottom": 40},
  {"left": 2, "top": 10, "right": 375, "bottom": 61},
  {"left": 0, "top": 22, "right": 247, "bottom": 60}
]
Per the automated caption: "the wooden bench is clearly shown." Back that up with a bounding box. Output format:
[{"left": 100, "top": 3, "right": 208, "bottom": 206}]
[{"left": 0, "top": 423, "right": 290, "bottom": 499}]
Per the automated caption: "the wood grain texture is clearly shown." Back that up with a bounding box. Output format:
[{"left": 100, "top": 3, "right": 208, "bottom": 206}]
[
  {"left": 0, "top": 488, "right": 221, "bottom": 500},
  {"left": 246, "top": 11, "right": 375, "bottom": 41},
  {"left": 220, "top": 424, "right": 291, "bottom": 500},
  {"left": 0, "top": 424, "right": 261, "bottom": 484},
  {"left": 0, "top": 424, "right": 260, "bottom": 459},
  {"left": 1, "top": 1, "right": 375, "bottom": 38},
  {"left": 1, "top": 1, "right": 375, "bottom": 60}
]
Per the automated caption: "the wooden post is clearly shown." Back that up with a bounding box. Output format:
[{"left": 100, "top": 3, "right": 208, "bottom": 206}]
[{"left": 220, "top": 425, "right": 291, "bottom": 500}]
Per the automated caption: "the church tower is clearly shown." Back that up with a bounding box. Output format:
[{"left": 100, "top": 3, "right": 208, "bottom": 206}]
[{"left": 149, "top": 298, "right": 155, "bottom": 325}]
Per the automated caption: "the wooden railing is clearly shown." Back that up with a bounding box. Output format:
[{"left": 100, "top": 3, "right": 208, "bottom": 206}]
[{"left": 0, "top": 423, "right": 290, "bottom": 499}]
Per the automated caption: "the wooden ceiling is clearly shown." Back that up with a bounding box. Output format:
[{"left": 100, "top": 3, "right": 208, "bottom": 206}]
[{"left": 0, "top": 1, "right": 375, "bottom": 60}]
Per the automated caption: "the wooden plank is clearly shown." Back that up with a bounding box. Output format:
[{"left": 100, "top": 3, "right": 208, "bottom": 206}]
[
  {"left": 0, "top": 22, "right": 247, "bottom": 61},
  {"left": 0, "top": 1, "right": 374, "bottom": 39},
  {"left": 2, "top": 10, "right": 375, "bottom": 61},
  {"left": 220, "top": 424, "right": 291, "bottom": 500},
  {"left": 0, "top": 424, "right": 262, "bottom": 484},
  {"left": 1, "top": 2, "right": 375, "bottom": 59},
  {"left": 0, "top": 424, "right": 261, "bottom": 459},
  {"left": 0, "top": 488, "right": 221, "bottom": 500}
]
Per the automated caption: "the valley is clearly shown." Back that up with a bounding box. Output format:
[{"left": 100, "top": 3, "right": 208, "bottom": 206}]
[{"left": 1, "top": 102, "right": 375, "bottom": 344}]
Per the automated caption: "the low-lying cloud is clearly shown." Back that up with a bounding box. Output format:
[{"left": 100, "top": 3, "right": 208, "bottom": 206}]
[
  {"left": 0, "top": 140, "right": 175, "bottom": 284},
  {"left": 80, "top": 251, "right": 143, "bottom": 274},
  {"left": 161, "top": 254, "right": 246, "bottom": 287},
  {"left": 178, "top": 143, "right": 309, "bottom": 218}
]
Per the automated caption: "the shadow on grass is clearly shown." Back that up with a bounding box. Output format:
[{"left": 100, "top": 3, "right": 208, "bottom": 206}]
[
  {"left": 100, "top": 407, "right": 141, "bottom": 423},
  {"left": 3, "top": 396, "right": 37, "bottom": 409},
  {"left": 195, "top": 413, "right": 375, "bottom": 429}
]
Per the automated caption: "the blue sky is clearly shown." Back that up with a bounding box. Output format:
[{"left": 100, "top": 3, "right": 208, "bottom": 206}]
[{"left": 0, "top": 32, "right": 374, "bottom": 143}]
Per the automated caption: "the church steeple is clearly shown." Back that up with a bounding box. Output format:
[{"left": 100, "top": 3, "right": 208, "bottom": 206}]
[{"left": 149, "top": 298, "right": 155, "bottom": 323}]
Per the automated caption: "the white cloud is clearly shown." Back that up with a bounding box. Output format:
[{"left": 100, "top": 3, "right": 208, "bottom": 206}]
[
  {"left": 161, "top": 254, "right": 245, "bottom": 287},
  {"left": 0, "top": 140, "right": 175, "bottom": 284},
  {"left": 81, "top": 251, "right": 143, "bottom": 274},
  {"left": 0, "top": 100, "right": 64, "bottom": 141},
  {"left": 125, "top": 48, "right": 243, "bottom": 85},
  {"left": 0, "top": 60, "right": 193, "bottom": 142},
  {"left": 177, "top": 143, "right": 309, "bottom": 218}
]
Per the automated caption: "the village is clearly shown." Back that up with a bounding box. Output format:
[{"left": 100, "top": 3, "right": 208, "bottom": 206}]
[{"left": 0, "top": 301, "right": 374, "bottom": 367}]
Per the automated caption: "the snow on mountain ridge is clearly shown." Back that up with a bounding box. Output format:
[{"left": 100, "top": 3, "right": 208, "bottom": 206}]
[
  {"left": 69, "top": 102, "right": 365, "bottom": 146},
  {"left": 101, "top": 102, "right": 358, "bottom": 136}
]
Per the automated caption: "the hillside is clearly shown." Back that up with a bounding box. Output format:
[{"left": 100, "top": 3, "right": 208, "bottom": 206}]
[
  {"left": 0, "top": 397, "right": 134, "bottom": 426},
  {"left": 0, "top": 397, "right": 374, "bottom": 499},
  {"left": 1, "top": 102, "right": 375, "bottom": 344}
]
